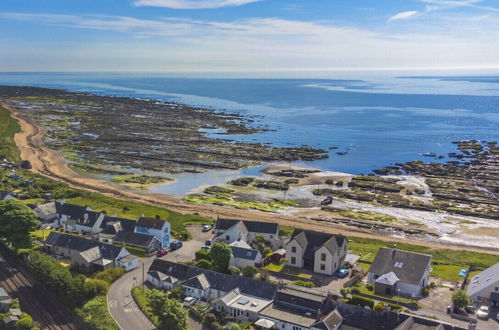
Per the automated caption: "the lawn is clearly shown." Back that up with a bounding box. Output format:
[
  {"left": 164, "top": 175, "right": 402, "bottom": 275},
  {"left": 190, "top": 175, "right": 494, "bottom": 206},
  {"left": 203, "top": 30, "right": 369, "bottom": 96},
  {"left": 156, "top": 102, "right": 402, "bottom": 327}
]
[
  {"left": 66, "top": 192, "right": 212, "bottom": 234},
  {"left": 263, "top": 262, "right": 285, "bottom": 272},
  {"left": 353, "top": 284, "right": 415, "bottom": 305},
  {"left": 264, "top": 264, "right": 312, "bottom": 279},
  {"left": 30, "top": 228, "right": 55, "bottom": 242},
  {"left": 76, "top": 295, "right": 118, "bottom": 330},
  {"left": 348, "top": 237, "right": 499, "bottom": 281},
  {"left": 0, "top": 105, "right": 21, "bottom": 162}
]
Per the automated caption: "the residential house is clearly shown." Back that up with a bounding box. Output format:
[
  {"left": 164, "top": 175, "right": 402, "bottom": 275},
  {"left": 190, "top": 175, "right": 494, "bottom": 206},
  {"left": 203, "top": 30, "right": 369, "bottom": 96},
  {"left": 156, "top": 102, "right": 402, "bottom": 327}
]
[
  {"left": 114, "top": 231, "right": 161, "bottom": 253},
  {"left": 285, "top": 229, "right": 347, "bottom": 276},
  {"left": 135, "top": 217, "right": 170, "bottom": 248},
  {"left": 65, "top": 210, "right": 106, "bottom": 234},
  {"left": 33, "top": 201, "right": 94, "bottom": 229},
  {"left": 33, "top": 201, "right": 59, "bottom": 224},
  {"left": 467, "top": 262, "right": 499, "bottom": 306},
  {"left": 212, "top": 288, "right": 272, "bottom": 323},
  {"left": 0, "top": 287, "right": 12, "bottom": 313},
  {"left": 147, "top": 259, "right": 277, "bottom": 304},
  {"left": 230, "top": 246, "right": 263, "bottom": 269},
  {"left": 98, "top": 215, "right": 137, "bottom": 244},
  {"left": 258, "top": 285, "right": 343, "bottom": 330},
  {"left": 367, "top": 248, "right": 431, "bottom": 298},
  {"left": 214, "top": 218, "right": 280, "bottom": 247},
  {"left": 0, "top": 191, "right": 16, "bottom": 201},
  {"left": 45, "top": 232, "right": 138, "bottom": 272}
]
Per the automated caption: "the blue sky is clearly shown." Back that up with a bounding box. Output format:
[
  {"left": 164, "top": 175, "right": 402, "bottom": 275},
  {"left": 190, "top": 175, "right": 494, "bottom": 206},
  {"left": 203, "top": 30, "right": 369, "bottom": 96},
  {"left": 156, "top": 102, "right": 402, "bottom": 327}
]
[{"left": 1, "top": 0, "right": 499, "bottom": 73}]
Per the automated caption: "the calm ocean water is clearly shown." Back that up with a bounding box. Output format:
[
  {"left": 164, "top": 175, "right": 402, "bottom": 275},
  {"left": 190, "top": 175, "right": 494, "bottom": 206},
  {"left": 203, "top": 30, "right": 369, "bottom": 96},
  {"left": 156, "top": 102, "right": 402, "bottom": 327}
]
[{"left": 1, "top": 73, "right": 499, "bottom": 179}]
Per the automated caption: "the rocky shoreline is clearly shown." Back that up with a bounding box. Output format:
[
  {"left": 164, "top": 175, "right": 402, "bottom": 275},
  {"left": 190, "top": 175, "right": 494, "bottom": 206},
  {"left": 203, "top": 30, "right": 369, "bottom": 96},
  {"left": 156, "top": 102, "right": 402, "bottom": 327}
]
[{"left": 0, "top": 86, "right": 328, "bottom": 175}]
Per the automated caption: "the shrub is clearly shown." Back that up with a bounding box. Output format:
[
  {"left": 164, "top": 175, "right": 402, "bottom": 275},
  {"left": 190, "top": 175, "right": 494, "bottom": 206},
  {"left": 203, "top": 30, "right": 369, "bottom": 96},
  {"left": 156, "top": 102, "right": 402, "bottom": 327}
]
[
  {"left": 195, "top": 249, "right": 211, "bottom": 261},
  {"left": 203, "top": 313, "right": 217, "bottom": 327},
  {"left": 351, "top": 287, "right": 359, "bottom": 294},
  {"left": 340, "top": 288, "right": 350, "bottom": 297},
  {"left": 292, "top": 280, "right": 315, "bottom": 288},
  {"left": 242, "top": 265, "right": 258, "bottom": 278},
  {"left": 366, "top": 283, "right": 374, "bottom": 291},
  {"left": 15, "top": 314, "right": 34, "bottom": 330},
  {"left": 279, "top": 258, "right": 287, "bottom": 265},
  {"left": 374, "top": 302, "right": 385, "bottom": 311},
  {"left": 179, "top": 231, "right": 189, "bottom": 241},
  {"left": 387, "top": 303, "right": 402, "bottom": 312},
  {"left": 86, "top": 279, "right": 110, "bottom": 296},
  {"left": 422, "top": 287, "right": 430, "bottom": 297},
  {"left": 429, "top": 282, "right": 437, "bottom": 289},
  {"left": 351, "top": 295, "right": 374, "bottom": 309},
  {"left": 94, "top": 267, "right": 125, "bottom": 284},
  {"left": 229, "top": 266, "right": 240, "bottom": 275},
  {"left": 196, "top": 259, "right": 212, "bottom": 270}
]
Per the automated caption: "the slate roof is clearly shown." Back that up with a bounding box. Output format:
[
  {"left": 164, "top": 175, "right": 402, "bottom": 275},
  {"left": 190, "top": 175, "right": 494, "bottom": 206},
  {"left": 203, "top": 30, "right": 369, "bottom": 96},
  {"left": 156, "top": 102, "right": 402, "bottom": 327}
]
[
  {"left": 137, "top": 217, "right": 167, "bottom": 230},
  {"left": 101, "top": 216, "right": 136, "bottom": 232},
  {"left": 148, "top": 259, "right": 277, "bottom": 300},
  {"left": 0, "top": 191, "right": 15, "bottom": 200},
  {"left": 274, "top": 285, "right": 329, "bottom": 312},
  {"left": 231, "top": 246, "right": 259, "bottom": 261},
  {"left": 312, "top": 309, "right": 343, "bottom": 330},
  {"left": 114, "top": 231, "right": 157, "bottom": 248},
  {"left": 376, "top": 271, "right": 399, "bottom": 286},
  {"left": 215, "top": 218, "right": 278, "bottom": 234},
  {"left": 56, "top": 202, "right": 90, "bottom": 219},
  {"left": 182, "top": 273, "right": 210, "bottom": 290},
  {"left": 74, "top": 210, "right": 102, "bottom": 228},
  {"left": 467, "top": 262, "right": 499, "bottom": 298},
  {"left": 368, "top": 248, "right": 431, "bottom": 286},
  {"left": 80, "top": 246, "right": 102, "bottom": 263},
  {"left": 0, "top": 288, "right": 9, "bottom": 300},
  {"left": 35, "top": 201, "right": 58, "bottom": 215},
  {"left": 46, "top": 232, "right": 124, "bottom": 260},
  {"left": 288, "top": 229, "right": 346, "bottom": 261}
]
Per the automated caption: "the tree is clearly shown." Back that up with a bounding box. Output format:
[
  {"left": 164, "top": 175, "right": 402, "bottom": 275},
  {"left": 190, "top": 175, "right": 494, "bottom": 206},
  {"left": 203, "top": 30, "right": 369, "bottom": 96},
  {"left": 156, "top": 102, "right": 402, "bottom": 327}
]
[
  {"left": 229, "top": 266, "right": 240, "bottom": 276},
  {"left": 241, "top": 265, "right": 258, "bottom": 278},
  {"left": 452, "top": 290, "right": 470, "bottom": 310},
  {"left": 252, "top": 234, "right": 270, "bottom": 254},
  {"left": 210, "top": 242, "right": 231, "bottom": 273},
  {"left": 146, "top": 289, "right": 188, "bottom": 330},
  {"left": 196, "top": 259, "right": 212, "bottom": 270},
  {"left": 0, "top": 199, "right": 39, "bottom": 248}
]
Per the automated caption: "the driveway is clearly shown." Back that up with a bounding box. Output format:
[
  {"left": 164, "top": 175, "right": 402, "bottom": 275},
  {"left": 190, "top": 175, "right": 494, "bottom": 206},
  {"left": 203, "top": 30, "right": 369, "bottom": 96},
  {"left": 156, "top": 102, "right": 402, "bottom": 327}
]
[{"left": 161, "top": 225, "right": 213, "bottom": 263}]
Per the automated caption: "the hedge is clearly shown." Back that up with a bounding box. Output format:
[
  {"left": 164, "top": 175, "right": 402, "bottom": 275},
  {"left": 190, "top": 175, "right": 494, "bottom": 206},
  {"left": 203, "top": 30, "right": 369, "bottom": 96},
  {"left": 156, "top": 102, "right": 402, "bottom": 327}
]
[{"left": 351, "top": 295, "right": 375, "bottom": 309}]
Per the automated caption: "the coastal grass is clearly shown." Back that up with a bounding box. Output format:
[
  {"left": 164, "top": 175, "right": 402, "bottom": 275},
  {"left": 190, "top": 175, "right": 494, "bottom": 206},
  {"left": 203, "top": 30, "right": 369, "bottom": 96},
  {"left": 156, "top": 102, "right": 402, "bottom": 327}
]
[
  {"left": 131, "top": 286, "right": 158, "bottom": 327},
  {"left": 111, "top": 175, "right": 172, "bottom": 185},
  {"left": 66, "top": 192, "right": 211, "bottom": 234},
  {"left": 335, "top": 209, "right": 400, "bottom": 224},
  {"left": 0, "top": 105, "right": 21, "bottom": 162},
  {"left": 183, "top": 193, "right": 298, "bottom": 212},
  {"left": 348, "top": 237, "right": 499, "bottom": 281},
  {"left": 76, "top": 295, "right": 118, "bottom": 330}
]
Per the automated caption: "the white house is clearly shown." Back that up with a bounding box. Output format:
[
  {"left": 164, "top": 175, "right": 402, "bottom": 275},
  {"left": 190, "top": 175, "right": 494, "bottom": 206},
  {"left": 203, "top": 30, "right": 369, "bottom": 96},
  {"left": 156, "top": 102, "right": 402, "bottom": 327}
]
[
  {"left": 467, "top": 262, "right": 499, "bottom": 306},
  {"left": 65, "top": 210, "right": 106, "bottom": 234},
  {"left": 212, "top": 288, "right": 272, "bottom": 323},
  {"left": 285, "top": 229, "right": 347, "bottom": 276},
  {"left": 367, "top": 248, "right": 431, "bottom": 298},
  {"left": 135, "top": 217, "right": 170, "bottom": 248},
  {"left": 230, "top": 246, "right": 263, "bottom": 269},
  {"left": 214, "top": 218, "right": 280, "bottom": 248},
  {"left": 147, "top": 271, "right": 179, "bottom": 290}
]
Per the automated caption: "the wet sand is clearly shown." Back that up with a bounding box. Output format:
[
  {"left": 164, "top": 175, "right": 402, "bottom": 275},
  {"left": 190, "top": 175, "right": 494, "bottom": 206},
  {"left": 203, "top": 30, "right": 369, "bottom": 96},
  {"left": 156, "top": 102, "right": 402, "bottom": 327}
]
[{"left": 3, "top": 100, "right": 499, "bottom": 255}]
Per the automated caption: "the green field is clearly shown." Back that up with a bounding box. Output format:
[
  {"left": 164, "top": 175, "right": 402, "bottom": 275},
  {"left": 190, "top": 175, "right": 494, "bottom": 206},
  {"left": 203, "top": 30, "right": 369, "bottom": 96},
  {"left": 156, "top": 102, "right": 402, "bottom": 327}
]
[
  {"left": 0, "top": 105, "right": 21, "bottom": 161},
  {"left": 67, "top": 192, "right": 212, "bottom": 234}
]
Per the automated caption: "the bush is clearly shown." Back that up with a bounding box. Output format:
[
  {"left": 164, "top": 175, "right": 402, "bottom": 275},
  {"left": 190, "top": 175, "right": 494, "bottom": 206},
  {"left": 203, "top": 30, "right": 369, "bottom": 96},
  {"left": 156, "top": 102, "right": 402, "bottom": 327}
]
[
  {"left": 229, "top": 266, "right": 240, "bottom": 275},
  {"left": 422, "top": 287, "right": 430, "bottom": 297},
  {"left": 429, "top": 282, "right": 437, "bottom": 289},
  {"left": 203, "top": 313, "right": 218, "bottom": 327},
  {"left": 94, "top": 267, "right": 125, "bottom": 284},
  {"left": 196, "top": 259, "right": 212, "bottom": 270},
  {"left": 86, "top": 279, "right": 110, "bottom": 296},
  {"left": 340, "top": 288, "right": 350, "bottom": 297},
  {"left": 351, "top": 295, "right": 374, "bottom": 308},
  {"left": 242, "top": 265, "right": 258, "bottom": 278},
  {"left": 292, "top": 280, "right": 315, "bottom": 288},
  {"left": 366, "top": 283, "right": 374, "bottom": 291},
  {"left": 374, "top": 302, "right": 385, "bottom": 311},
  {"left": 15, "top": 315, "right": 34, "bottom": 330},
  {"left": 279, "top": 258, "right": 287, "bottom": 265},
  {"left": 351, "top": 287, "right": 359, "bottom": 294},
  {"left": 387, "top": 303, "right": 402, "bottom": 312},
  {"left": 179, "top": 231, "right": 189, "bottom": 241},
  {"left": 195, "top": 249, "right": 211, "bottom": 261}
]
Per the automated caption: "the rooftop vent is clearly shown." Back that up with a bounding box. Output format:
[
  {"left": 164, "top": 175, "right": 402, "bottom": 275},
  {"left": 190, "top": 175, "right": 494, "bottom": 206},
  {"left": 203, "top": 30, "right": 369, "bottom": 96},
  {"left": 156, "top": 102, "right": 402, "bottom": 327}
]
[
  {"left": 394, "top": 262, "right": 404, "bottom": 268},
  {"left": 237, "top": 299, "right": 249, "bottom": 305}
]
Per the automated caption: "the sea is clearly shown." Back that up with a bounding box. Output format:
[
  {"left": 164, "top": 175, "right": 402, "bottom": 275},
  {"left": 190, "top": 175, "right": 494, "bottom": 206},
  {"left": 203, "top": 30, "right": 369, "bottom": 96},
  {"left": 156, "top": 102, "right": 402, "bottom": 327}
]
[{"left": 1, "top": 72, "right": 499, "bottom": 195}]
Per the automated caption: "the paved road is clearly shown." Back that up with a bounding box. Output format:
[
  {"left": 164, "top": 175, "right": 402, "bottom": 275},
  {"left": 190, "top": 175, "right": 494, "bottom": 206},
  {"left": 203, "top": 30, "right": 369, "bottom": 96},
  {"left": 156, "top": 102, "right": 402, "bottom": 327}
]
[{"left": 108, "top": 225, "right": 212, "bottom": 330}]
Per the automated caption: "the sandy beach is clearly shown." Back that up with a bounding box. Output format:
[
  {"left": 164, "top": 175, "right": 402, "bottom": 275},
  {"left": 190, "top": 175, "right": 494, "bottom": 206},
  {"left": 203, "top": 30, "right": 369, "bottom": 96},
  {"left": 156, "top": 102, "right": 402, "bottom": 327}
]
[{"left": 3, "top": 100, "right": 499, "bottom": 255}]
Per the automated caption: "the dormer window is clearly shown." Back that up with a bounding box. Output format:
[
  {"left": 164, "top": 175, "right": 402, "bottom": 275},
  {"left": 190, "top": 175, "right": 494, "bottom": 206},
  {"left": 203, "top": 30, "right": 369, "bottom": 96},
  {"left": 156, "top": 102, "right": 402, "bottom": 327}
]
[{"left": 292, "top": 246, "right": 296, "bottom": 253}]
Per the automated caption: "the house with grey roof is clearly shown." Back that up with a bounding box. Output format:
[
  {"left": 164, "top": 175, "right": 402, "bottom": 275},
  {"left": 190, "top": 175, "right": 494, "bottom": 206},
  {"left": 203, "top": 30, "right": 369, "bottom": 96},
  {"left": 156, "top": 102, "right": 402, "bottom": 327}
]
[
  {"left": 113, "top": 230, "right": 161, "bottom": 253},
  {"left": 467, "top": 262, "right": 499, "bottom": 306},
  {"left": 214, "top": 218, "right": 280, "bottom": 247},
  {"left": 258, "top": 285, "right": 343, "bottom": 330},
  {"left": 32, "top": 200, "right": 101, "bottom": 232},
  {"left": 285, "top": 229, "right": 347, "bottom": 276},
  {"left": 135, "top": 216, "right": 170, "bottom": 248},
  {"left": 230, "top": 246, "right": 263, "bottom": 269},
  {"left": 212, "top": 288, "right": 273, "bottom": 323},
  {"left": 367, "top": 248, "right": 431, "bottom": 298},
  {"left": 45, "top": 232, "right": 138, "bottom": 272}
]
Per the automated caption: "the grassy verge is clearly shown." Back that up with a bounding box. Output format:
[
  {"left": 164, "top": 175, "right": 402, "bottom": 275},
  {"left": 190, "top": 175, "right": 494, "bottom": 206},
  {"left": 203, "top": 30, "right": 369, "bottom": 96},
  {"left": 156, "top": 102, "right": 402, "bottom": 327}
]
[
  {"left": 0, "top": 105, "right": 21, "bottom": 162},
  {"left": 76, "top": 296, "right": 118, "bottom": 330},
  {"left": 66, "top": 192, "right": 211, "bottom": 234},
  {"left": 348, "top": 237, "right": 499, "bottom": 281},
  {"left": 131, "top": 286, "right": 158, "bottom": 326}
]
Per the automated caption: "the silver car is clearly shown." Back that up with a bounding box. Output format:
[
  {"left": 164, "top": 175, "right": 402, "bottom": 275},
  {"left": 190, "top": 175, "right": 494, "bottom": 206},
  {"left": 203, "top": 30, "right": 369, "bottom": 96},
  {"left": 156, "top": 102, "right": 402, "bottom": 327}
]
[{"left": 476, "top": 305, "right": 489, "bottom": 319}]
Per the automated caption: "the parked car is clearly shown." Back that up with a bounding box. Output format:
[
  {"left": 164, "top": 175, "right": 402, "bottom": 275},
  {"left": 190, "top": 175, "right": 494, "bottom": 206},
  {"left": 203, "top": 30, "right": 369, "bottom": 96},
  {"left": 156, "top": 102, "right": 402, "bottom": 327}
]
[
  {"left": 201, "top": 245, "right": 211, "bottom": 251},
  {"left": 465, "top": 305, "right": 475, "bottom": 314},
  {"left": 476, "top": 305, "right": 489, "bottom": 319},
  {"left": 202, "top": 225, "right": 212, "bottom": 232},
  {"left": 183, "top": 297, "right": 197, "bottom": 307},
  {"left": 337, "top": 268, "right": 349, "bottom": 278},
  {"left": 156, "top": 249, "right": 168, "bottom": 257},
  {"left": 170, "top": 240, "right": 182, "bottom": 251},
  {"left": 205, "top": 239, "right": 212, "bottom": 246}
]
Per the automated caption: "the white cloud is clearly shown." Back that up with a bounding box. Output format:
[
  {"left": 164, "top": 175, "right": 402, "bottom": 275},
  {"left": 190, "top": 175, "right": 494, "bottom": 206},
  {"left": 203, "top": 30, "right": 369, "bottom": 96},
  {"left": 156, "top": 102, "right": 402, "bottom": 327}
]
[
  {"left": 132, "top": 0, "right": 262, "bottom": 9},
  {"left": 389, "top": 10, "right": 419, "bottom": 21},
  {"left": 421, "top": 0, "right": 499, "bottom": 12},
  {"left": 1, "top": 11, "right": 499, "bottom": 72}
]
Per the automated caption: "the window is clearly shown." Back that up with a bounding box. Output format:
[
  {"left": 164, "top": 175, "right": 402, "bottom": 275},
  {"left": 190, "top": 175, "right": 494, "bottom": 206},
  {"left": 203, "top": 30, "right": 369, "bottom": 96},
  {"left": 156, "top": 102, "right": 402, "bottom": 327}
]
[
  {"left": 495, "top": 287, "right": 499, "bottom": 292},
  {"left": 291, "top": 257, "right": 296, "bottom": 264},
  {"left": 321, "top": 253, "right": 326, "bottom": 261},
  {"left": 477, "top": 296, "right": 482, "bottom": 301},
  {"left": 282, "top": 325, "right": 285, "bottom": 329},
  {"left": 293, "top": 326, "right": 302, "bottom": 330},
  {"left": 226, "top": 235, "right": 230, "bottom": 241},
  {"left": 270, "top": 235, "right": 273, "bottom": 239},
  {"left": 320, "top": 264, "right": 326, "bottom": 271},
  {"left": 291, "top": 246, "right": 296, "bottom": 253},
  {"left": 246, "top": 312, "right": 249, "bottom": 317}
]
